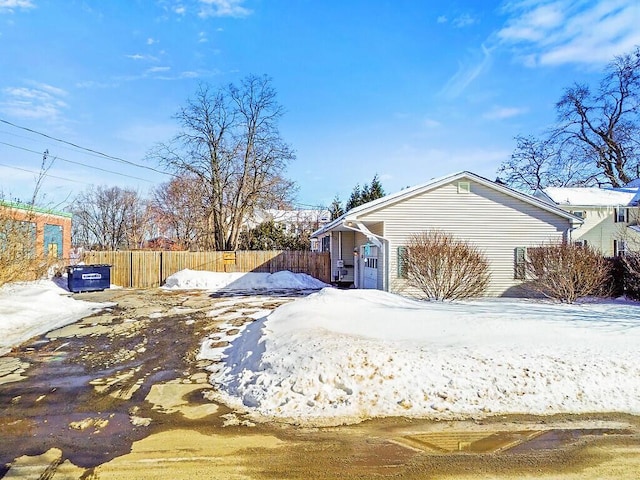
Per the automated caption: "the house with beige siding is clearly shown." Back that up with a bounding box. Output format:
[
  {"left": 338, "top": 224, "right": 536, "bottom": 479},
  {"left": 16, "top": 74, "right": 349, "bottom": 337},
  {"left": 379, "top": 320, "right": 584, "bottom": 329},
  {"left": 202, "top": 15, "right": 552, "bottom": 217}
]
[
  {"left": 534, "top": 185, "right": 640, "bottom": 256},
  {"left": 312, "top": 172, "right": 582, "bottom": 297}
]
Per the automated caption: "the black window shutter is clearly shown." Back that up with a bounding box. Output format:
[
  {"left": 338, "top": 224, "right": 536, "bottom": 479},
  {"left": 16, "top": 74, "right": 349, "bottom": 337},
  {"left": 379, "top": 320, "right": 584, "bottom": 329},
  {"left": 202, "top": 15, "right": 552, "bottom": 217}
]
[{"left": 397, "top": 246, "right": 408, "bottom": 279}]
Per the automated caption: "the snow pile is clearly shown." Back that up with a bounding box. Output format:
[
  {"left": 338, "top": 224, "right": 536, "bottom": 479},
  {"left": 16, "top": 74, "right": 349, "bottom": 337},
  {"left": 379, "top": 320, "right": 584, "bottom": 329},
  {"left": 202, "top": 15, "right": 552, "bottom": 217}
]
[
  {"left": 0, "top": 280, "right": 108, "bottom": 356},
  {"left": 203, "top": 288, "right": 640, "bottom": 426},
  {"left": 163, "top": 269, "right": 328, "bottom": 291}
]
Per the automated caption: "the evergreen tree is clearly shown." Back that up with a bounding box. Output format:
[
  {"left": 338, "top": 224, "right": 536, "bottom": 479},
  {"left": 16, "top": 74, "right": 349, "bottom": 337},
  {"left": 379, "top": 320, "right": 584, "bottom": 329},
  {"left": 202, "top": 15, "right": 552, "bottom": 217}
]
[
  {"left": 328, "top": 195, "right": 344, "bottom": 220},
  {"left": 367, "top": 174, "right": 385, "bottom": 201},
  {"left": 345, "top": 184, "right": 362, "bottom": 211},
  {"left": 345, "top": 174, "right": 386, "bottom": 211},
  {"left": 238, "top": 220, "right": 311, "bottom": 251}
]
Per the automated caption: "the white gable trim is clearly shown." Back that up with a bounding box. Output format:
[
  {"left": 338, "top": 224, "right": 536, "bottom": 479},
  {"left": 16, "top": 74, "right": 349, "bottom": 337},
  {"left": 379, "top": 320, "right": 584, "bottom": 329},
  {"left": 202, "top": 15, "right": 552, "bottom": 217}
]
[{"left": 313, "top": 171, "right": 582, "bottom": 238}]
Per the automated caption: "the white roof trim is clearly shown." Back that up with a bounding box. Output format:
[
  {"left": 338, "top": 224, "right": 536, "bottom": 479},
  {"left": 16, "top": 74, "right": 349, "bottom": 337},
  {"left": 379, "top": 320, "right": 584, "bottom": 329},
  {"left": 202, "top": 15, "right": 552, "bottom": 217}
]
[{"left": 312, "top": 171, "right": 582, "bottom": 238}]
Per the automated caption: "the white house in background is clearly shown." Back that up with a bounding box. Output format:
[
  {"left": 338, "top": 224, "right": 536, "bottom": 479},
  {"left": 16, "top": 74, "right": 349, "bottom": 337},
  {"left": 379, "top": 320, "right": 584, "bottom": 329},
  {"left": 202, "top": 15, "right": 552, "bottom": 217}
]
[
  {"left": 245, "top": 209, "right": 331, "bottom": 250},
  {"left": 534, "top": 185, "right": 640, "bottom": 257},
  {"left": 311, "top": 171, "right": 582, "bottom": 297}
]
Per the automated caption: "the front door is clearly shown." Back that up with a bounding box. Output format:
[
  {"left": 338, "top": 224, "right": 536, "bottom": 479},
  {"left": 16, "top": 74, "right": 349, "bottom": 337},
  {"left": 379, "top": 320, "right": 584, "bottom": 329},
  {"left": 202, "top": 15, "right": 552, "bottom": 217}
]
[{"left": 360, "top": 244, "right": 378, "bottom": 289}]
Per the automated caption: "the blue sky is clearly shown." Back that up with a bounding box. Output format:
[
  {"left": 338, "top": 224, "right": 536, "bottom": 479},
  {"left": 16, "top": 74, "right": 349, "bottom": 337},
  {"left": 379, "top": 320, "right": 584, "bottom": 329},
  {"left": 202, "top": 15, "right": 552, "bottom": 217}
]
[{"left": 1, "top": 0, "right": 639, "bottom": 210}]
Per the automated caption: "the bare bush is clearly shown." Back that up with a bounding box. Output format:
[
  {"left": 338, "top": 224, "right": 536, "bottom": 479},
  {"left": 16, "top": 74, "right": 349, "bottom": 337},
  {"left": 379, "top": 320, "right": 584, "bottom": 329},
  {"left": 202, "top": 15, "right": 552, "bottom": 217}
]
[
  {"left": 0, "top": 206, "right": 54, "bottom": 287},
  {"left": 525, "top": 242, "right": 611, "bottom": 303},
  {"left": 0, "top": 153, "right": 58, "bottom": 287},
  {"left": 401, "top": 230, "right": 490, "bottom": 301}
]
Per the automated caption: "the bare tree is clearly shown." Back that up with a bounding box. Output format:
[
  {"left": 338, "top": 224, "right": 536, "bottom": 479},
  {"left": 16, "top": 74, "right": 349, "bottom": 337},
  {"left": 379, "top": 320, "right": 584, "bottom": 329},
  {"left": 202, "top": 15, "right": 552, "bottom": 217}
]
[
  {"left": 498, "top": 47, "right": 640, "bottom": 191},
  {"left": 71, "top": 186, "right": 149, "bottom": 250},
  {"left": 497, "top": 135, "right": 598, "bottom": 193},
  {"left": 555, "top": 47, "right": 640, "bottom": 187},
  {"left": 149, "top": 75, "right": 296, "bottom": 251},
  {"left": 149, "top": 175, "right": 208, "bottom": 250}
]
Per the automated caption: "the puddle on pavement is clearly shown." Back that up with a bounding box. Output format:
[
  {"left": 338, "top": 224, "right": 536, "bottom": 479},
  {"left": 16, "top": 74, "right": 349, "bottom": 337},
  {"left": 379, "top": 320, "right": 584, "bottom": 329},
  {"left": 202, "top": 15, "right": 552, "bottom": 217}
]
[
  {"left": 145, "top": 380, "right": 218, "bottom": 419},
  {"left": 398, "top": 428, "right": 633, "bottom": 454}
]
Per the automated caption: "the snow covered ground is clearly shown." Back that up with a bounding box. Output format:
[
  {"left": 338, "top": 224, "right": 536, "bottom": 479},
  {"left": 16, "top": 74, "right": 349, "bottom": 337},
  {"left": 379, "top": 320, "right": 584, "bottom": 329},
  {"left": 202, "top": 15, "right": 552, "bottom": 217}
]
[
  {"left": 3, "top": 270, "right": 640, "bottom": 427},
  {"left": 200, "top": 287, "right": 640, "bottom": 426},
  {"left": 0, "top": 280, "right": 108, "bottom": 356},
  {"left": 0, "top": 271, "right": 327, "bottom": 356}
]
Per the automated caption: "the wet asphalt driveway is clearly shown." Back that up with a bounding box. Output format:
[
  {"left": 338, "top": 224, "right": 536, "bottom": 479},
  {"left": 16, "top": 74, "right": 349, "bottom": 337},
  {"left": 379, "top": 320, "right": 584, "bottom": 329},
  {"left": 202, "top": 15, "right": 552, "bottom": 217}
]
[{"left": 1, "top": 288, "right": 639, "bottom": 479}]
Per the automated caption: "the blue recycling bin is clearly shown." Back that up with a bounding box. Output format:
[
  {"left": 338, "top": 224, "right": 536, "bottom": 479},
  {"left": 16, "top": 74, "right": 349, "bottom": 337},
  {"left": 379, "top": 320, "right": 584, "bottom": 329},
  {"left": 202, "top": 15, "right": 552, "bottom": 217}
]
[{"left": 67, "top": 264, "right": 111, "bottom": 293}]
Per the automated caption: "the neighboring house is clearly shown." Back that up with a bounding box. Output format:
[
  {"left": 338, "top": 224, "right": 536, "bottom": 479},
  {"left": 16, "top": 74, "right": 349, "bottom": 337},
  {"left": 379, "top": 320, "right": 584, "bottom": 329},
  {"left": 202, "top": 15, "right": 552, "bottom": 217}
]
[
  {"left": 311, "top": 171, "right": 582, "bottom": 297},
  {"left": 0, "top": 201, "right": 72, "bottom": 260},
  {"left": 534, "top": 185, "right": 640, "bottom": 257},
  {"left": 245, "top": 208, "right": 331, "bottom": 251}
]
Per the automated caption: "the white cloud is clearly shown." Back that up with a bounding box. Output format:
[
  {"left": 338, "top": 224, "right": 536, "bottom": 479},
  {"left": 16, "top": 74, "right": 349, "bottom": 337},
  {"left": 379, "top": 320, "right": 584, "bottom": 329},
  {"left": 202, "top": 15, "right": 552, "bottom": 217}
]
[
  {"left": 440, "top": 43, "right": 493, "bottom": 98},
  {"left": 147, "top": 37, "right": 157, "bottom": 45},
  {"left": 437, "top": 15, "right": 447, "bottom": 24},
  {"left": 482, "top": 106, "right": 528, "bottom": 120},
  {"left": 174, "top": 5, "right": 186, "bottom": 15},
  {"left": 453, "top": 13, "right": 478, "bottom": 28},
  {"left": 147, "top": 66, "right": 171, "bottom": 73},
  {"left": 125, "top": 53, "right": 159, "bottom": 62},
  {"left": 198, "top": 0, "right": 251, "bottom": 18},
  {"left": 198, "top": 31, "right": 208, "bottom": 43},
  {"left": 0, "top": 0, "right": 35, "bottom": 13},
  {"left": 423, "top": 118, "right": 441, "bottom": 128},
  {"left": 498, "top": 0, "right": 640, "bottom": 66},
  {"left": 0, "top": 83, "right": 68, "bottom": 120},
  {"left": 75, "top": 80, "right": 118, "bottom": 89}
]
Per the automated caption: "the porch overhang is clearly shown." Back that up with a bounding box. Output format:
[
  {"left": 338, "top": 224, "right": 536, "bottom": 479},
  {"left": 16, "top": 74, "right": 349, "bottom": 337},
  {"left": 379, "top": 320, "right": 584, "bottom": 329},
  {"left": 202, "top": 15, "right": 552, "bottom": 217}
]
[{"left": 341, "top": 220, "right": 384, "bottom": 248}]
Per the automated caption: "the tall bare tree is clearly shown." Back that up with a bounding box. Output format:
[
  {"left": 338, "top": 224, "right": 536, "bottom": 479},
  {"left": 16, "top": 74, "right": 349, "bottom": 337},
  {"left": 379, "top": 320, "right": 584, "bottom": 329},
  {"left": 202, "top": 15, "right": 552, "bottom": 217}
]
[
  {"left": 555, "top": 47, "right": 640, "bottom": 187},
  {"left": 71, "top": 186, "right": 149, "bottom": 250},
  {"left": 149, "top": 75, "right": 296, "bottom": 251},
  {"left": 497, "top": 135, "right": 597, "bottom": 192},
  {"left": 498, "top": 47, "right": 640, "bottom": 191}
]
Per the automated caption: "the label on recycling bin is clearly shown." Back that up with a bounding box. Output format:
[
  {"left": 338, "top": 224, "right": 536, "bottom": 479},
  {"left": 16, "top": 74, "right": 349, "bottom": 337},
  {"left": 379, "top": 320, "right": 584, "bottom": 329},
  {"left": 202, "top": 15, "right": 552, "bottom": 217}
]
[{"left": 81, "top": 273, "right": 102, "bottom": 280}]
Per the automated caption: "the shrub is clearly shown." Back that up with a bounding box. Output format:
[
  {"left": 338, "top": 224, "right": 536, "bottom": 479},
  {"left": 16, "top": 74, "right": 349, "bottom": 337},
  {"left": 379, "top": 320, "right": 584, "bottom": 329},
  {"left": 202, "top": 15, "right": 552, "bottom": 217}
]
[
  {"left": 400, "top": 230, "right": 490, "bottom": 301},
  {"left": 619, "top": 253, "right": 640, "bottom": 300},
  {"left": 525, "top": 242, "right": 611, "bottom": 303},
  {"left": 0, "top": 208, "right": 55, "bottom": 287}
]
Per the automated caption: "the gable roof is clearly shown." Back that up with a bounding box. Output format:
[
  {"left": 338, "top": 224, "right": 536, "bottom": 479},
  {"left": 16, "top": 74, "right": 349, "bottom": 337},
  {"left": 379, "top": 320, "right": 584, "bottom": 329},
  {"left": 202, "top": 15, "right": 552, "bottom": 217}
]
[
  {"left": 313, "top": 171, "right": 582, "bottom": 237},
  {"left": 541, "top": 186, "right": 640, "bottom": 207}
]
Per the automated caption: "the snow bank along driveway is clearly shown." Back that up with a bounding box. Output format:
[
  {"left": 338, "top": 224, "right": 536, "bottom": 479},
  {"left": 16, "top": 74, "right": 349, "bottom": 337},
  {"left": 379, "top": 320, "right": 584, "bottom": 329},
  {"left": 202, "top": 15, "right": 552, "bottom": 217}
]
[{"left": 201, "top": 288, "right": 640, "bottom": 426}]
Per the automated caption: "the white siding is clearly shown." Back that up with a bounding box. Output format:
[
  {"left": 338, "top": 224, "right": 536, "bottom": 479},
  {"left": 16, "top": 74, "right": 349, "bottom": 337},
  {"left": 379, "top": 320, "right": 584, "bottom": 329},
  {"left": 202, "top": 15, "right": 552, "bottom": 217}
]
[
  {"left": 359, "top": 180, "right": 571, "bottom": 297},
  {"left": 563, "top": 206, "right": 640, "bottom": 256}
]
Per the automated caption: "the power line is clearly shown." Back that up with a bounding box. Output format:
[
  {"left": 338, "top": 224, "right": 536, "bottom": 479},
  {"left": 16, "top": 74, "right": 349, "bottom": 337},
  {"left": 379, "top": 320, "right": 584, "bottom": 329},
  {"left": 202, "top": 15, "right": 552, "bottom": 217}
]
[
  {"left": 0, "top": 118, "right": 176, "bottom": 178},
  {"left": 0, "top": 141, "right": 155, "bottom": 183},
  {"left": 0, "top": 162, "right": 89, "bottom": 185}
]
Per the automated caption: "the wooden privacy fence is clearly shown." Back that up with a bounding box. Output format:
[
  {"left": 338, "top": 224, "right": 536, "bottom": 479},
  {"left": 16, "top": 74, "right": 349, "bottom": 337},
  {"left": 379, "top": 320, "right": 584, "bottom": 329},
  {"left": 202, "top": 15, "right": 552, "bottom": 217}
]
[{"left": 81, "top": 250, "right": 331, "bottom": 288}]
